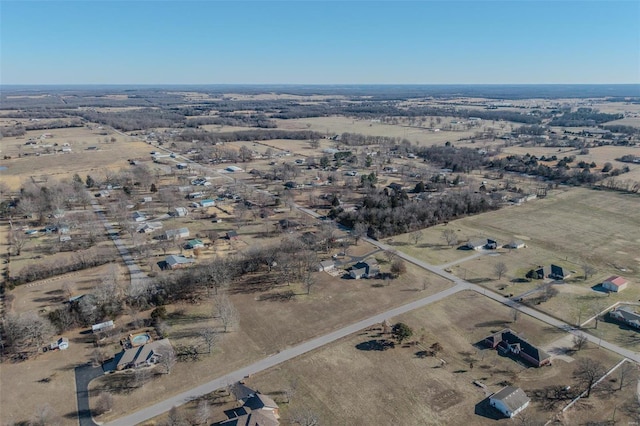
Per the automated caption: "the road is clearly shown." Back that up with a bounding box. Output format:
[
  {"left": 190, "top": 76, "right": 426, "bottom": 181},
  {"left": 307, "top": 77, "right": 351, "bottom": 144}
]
[
  {"left": 98, "top": 133, "right": 638, "bottom": 425},
  {"left": 106, "top": 282, "right": 467, "bottom": 426}
]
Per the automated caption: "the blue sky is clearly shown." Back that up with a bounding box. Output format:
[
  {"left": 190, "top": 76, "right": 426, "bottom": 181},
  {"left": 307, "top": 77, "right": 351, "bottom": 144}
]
[{"left": 1, "top": 1, "right": 638, "bottom": 84}]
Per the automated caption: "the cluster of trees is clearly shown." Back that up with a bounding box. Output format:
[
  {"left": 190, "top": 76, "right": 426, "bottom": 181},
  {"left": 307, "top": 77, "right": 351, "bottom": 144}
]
[
  {"left": 549, "top": 108, "right": 622, "bottom": 126},
  {"left": 70, "top": 108, "right": 186, "bottom": 131},
  {"left": 337, "top": 189, "right": 496, "bottom": 238},
  {"left": 487, "top": 153, "right": 629, "bottom": 186},
  {"left": 175, "top": 128, "right": 323, "bottom": 144},
  {"left": 602, "top": 124, "right": 639, "bottom": 135},
  {"left": 186, "top": 113, "right": 276, "bottom": 128},
  {"left": 2, "top": 312, "right": 55, "bottom": 355},
  {"left": 416, "top": 145, "right": 485, "bottom": 173}
]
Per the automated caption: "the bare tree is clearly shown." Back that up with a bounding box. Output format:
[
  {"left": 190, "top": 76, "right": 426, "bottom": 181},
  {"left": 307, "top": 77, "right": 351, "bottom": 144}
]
[
  {"left": 10, "top": 229, "right": 28, "bottom": 256},
  {"left": 352, "top": 222, "right": 368, "bottom": 245},
  {"left": 581, "top": 262, "right": 596, "bottom": 281},
  {"left": 572, "top": 334, "right": 588, "bottom": 351},
  {"left": 166, "top": 406, "right": 188, "bottom": 426},
  {"left": 442, "top": 229, "right": 458, "bottom": 248},
  {"left": 303, "top": 270, "right": 316, "bottom": 295},
  {"left": 199, "top": 327, "right": 219, "bottom": 354},
  {"left": 30, "top": 403, "right": 61, "bottom": 426},
  {"left": 157, "top": 347, "right": 177, "bottom": 375},
  {"left": 94, "top": 392, "right": 114, "bottom": 416},
  {"left": 384, "top": 248, "right": 399, "bottom": 263},
  {"left": 494, "top": 262, "right": 508, "bottom": 280},
  {"left": 193, "top": 399, "right": 210, "bottom": 425},
  {"left": 390, "top": 259, "right": 407, "bottom": 278},
  {"left": 573, "top": 358, "right": 606, "bottom": 397},
  {"left": 409, "top": 230, "right": 423, "bottom": 246},
  {"left": 617, "top": 360, "right": 634, "bottom": 391},
  {"left": 290, "top": 406, "right": 320, "bottom": 426},
  {"left": 214, "top": 293, "right": 239, "bottom": 333}
]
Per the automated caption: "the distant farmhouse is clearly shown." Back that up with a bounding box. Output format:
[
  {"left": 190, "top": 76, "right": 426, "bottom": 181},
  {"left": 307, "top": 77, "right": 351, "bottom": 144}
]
[
  {"left": 609, "top": 306, "right": 640, "bottom": 329},
  {"left": 465, "top": 238, "right": 498, "bottom": 250},
  {"left": 114, "top": 339, "right": 173, "bottom": 371},
  {"left": 165, "top": 227, "right": 190, "bottom": 240},
  {"left": 602, "top": 275, "right": 629, "bottom": 292},
  {"left": 484, "top": 329, "right": 551, "bottom": 367},
  {"left": 165, "top": 255, "right": 195, "bottom": 270}
]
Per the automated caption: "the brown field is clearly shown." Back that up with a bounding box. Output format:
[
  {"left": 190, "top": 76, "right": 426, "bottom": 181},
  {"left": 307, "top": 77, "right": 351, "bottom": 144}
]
[
  {"left": 274, "top": 116, "right": 481, "bottom": 146},
  {"left": 239, "top": 291, "right": 630, "bottom": 426},
  {"left": 502, "top": 145, "right": 640, "bottom": 181},
  {"left": 0, "top": 126, "right": 155, "bottom": 190}
]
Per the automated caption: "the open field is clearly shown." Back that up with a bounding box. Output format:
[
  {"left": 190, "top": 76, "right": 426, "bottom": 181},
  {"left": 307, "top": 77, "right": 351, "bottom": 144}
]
[
  {"left": 502, "top": 145, "right": 640, "bottom": 181},
  {"left": 0, "top": 126, "right": 155, "bottom": 190},
  {"left": 275, "top": 116, "right": 480, "bottom": 146},
  {"left": 243, "top": 291, "right": 629, "bottom": 425}
]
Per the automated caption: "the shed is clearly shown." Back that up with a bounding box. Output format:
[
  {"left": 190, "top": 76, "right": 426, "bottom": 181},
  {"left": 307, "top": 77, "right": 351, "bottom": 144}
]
[
  {"left": 165, "top": 255, "right": 195, "bottom": 269},
  {"left": 489, "top": 386, "right": 530, "bottom": 418},
  {"left": 141, "top": 196, "right": 152, "bottom": 203},
  {"left": 226, "top": 165, "right": 243, "bottom": 173},
  {"left": 200, "top": 199, "right": 215, "bottom": 208},
  {"left": 506, "top": 240, "right": 525, "bottom": 249},
  {"left": 132, "top": 211, "right": 147, "bottom": 222},
  {"left": 173, "top": 207, "right": 188, "bottom": 217},
  {"left": 226, "top": 230, "right": 239, "bottom": 240},
  {"left": 92, "top": 320, "right": 115, "bottom": 333},
  {"left": 318, "top": 260, "right": 336, "bottom": 272},
  {"left": 602, "top": 275, "right": 628, "bottom": 292},
  {"left": 186, "top": 239, "right": 205, "bottom": 249}
]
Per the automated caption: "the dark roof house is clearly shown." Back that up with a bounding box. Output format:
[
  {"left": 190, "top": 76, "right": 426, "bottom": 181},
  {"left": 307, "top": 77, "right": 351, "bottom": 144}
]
[{"left": 484, "top": 329, "right": 551, "bottom": 367}]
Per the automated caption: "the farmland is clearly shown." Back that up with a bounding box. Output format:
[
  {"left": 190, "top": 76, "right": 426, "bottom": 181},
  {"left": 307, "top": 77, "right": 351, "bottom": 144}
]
[{"left": 1, "top": 87, "right": 639, "bottom": 426}]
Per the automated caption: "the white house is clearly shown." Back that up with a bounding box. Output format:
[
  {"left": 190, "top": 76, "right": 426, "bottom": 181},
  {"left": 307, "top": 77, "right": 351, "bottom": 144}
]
[
  {"left": 602, "top": 275, "right": 629, "bottom": 292},
  {"left": 173, "top": 207, "right": 188, "bottom": 217},
  {"left": 200, "top": 199, "right": 215, "bottom": 208},
  {"left": 489, "top": 386, "right": 530, "bottom": 418},
  {"left": 226, "top": 165, "right": 243, "bottom": 173},
  {"left": 165, "top": 227, "right": 190, "bottom": 240},
  {"left": 506, "top": 240, "right": 526, "bottom": 249},
  {"left": 141, "top": 196, "right": 153, "bottom": 203},
  {"left": 137, "top": 222, "right": 163, "bottom": 233}
]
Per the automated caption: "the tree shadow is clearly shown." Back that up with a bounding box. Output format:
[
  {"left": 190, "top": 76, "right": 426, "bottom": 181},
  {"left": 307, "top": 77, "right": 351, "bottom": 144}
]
[{"left": 355, "top": 339, "right": 395, "bottom": 351}]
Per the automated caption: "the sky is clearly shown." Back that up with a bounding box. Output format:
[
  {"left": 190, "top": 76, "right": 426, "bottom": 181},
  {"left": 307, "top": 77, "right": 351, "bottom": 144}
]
[{"left": 1, "top": 1, "right": 639, "bottom": 85}]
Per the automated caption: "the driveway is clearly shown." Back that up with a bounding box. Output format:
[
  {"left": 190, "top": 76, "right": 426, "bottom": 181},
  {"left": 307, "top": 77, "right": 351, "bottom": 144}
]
[{"left": 74, "top": 364, "right": 103, "bottom": 426}]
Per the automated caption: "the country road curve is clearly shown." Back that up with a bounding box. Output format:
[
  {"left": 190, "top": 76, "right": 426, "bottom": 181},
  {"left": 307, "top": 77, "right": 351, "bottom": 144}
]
[{"left": 95, "top": 135, "right": 638, "bottom": 426}]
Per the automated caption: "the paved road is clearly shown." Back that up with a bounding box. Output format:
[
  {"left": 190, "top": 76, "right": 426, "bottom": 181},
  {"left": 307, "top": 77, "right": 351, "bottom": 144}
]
[
  {"left": 74, "top": 364, "right": 103, "bottom": 426},
  {"left": 105, "top": 282, "right": 467, "bottom": 426},
  {"left": 99, "top": 134, "right": 639, "bottom": 426}
]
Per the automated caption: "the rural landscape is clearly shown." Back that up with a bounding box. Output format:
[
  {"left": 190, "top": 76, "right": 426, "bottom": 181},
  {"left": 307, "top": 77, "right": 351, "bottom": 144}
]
[{"left": 0, "top": 84, "right": 639, "bottom": 426}]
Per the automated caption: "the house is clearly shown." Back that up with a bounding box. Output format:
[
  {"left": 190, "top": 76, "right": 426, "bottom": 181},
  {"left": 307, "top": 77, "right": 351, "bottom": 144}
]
[
  {"left": 484, "top": 329, "right": 551, "bottom": 367},
  {"left": 350, "top": 261, "right": 379, "bottom": 279},
  {"left": 176, "top": 163, "right": 188, "bottom": 170},
  {"left": 489, "top": 386, "right": 530, "bottom": 418},
  {"left": 278, "top": 219, "right": 301, "bottom": 230},
  {"left": 284, "top": 181, "right": 299, "bottom": 189},
  {"left": 226, "top": 230, "right": 239, "bottom": 240},
  {"left": 141, "top": 196, "right": 152, "bottom": 203},
  {"left": 92, "top": 320, "right": 114, "bottom": 333},
  {"left": 114, "top": 339, "right": 173, "bottom": 371},
  {"left": 137, "top": 222, "right": 163, "bottom": 233},
  {"left": 165, "top": 227, "right": 190, "bottom": 240},
  {"left": 59, "top": 235, "right": 72, "bottom": 242},
  {"left": 200, "top": 199, "right": 215, "bottom": 208},
  {"left": 96, "top": 190, "right": 110, "bottom": 198},
  {"left": 465, "top": 239, "right": 491, "bottom": 250},
  {"left": 549, "top": 264, "right": 570, "bottom": 280},
  {"left": 186, "top": 239, "right": 205, "bottom": 250},
  {"left": 226, "top": 165, "right": 243, "bottom": 173},
  {"left": 188, "top": 192, "right": 204, "bottom": 199},
  {"left": 165, "top": 254, "right": 196, "bottom": 270},
  {"left": 318, "top": 260, "right": 336, "bottom": 272},
  {"left": 387, "top": 182, "right": 404, "bottom": 192},
  {"left": 506, "top": 240, "right": 526, "bottom": 249},
  {"left": 173, "top": 207, "right": 188, "bottom": 217},
  {"left": 221, "top": 384, "right": 280, "bottom": 426},
  {"left": 609, "top": 306, "right": 640, "bottom": 329},
  {"left": 602, "top": 275, "right": 629, "bottom": 292},
  {"left": 132, "top": 211, "right": 147, "bottom": 222}
]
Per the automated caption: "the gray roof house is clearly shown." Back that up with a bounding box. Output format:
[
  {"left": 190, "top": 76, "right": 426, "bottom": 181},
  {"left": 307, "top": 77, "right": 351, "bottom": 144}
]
[
  {"left": 318, "top": 260, "right": 336, "bottom": 272},
  {"left": 114, "top": 338, "right": 173, "bottom": 371},
  {"left": 165, "top": 255, "right": 196, "bottom": 270},
  {"left": 489, "top": 386, "right": 530, "bottom": 418},
  {"left": 350, "top": 261, "right": 379, "bottom": 279},
  {"left": 221, "top": 384, "right": 280, "bottom": 426},
  {"left": 165, "top": 227, "right": 190, "bottom": 240},
  {"left": 610, "top": 306, "right": 640, "bottom": 329}
]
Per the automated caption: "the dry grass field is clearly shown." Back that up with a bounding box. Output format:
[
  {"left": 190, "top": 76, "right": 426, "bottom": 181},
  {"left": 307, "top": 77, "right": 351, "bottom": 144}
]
[
  {"left": 0, "top": 126, "right": 154, "bottom": 190},
  {"left": 240, "top": 291, "right": 629, "bottom": 426},
  {"left": 275, "top": 116, "right": 480, "bottom": 146}
]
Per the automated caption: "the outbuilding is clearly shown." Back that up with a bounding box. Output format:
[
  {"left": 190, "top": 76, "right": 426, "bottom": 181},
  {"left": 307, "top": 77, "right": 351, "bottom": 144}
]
[
  {"left": 602, "top": 275, "right": 629, "bottom": 292},
  {"left": 489, "top": 386, "right": 530, "bottom": 418}
]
